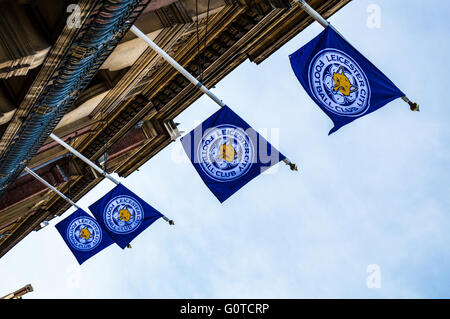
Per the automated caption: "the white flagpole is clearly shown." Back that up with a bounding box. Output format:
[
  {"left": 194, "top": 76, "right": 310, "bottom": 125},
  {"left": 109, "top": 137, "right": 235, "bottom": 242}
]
[
  {"left": 297, "top": 0, "right": 419, "bottom": 112},
  {"left": 130, "top": 25, "right": 297, "bottom": 171},
  {"left": 297, "top": 0, "right": 329, "bottom": 28},
  {"left": 24, "top": 167, "right": 81, "bottom": 210},
  {"left": 130, "top": 25, "right": 225, "bottom": 108},
  {"left": 49, "top": 133, "right": 120, "bottom": 185},
  {"left": 49, "top": 133, "right": 175, "bottom": 225}
]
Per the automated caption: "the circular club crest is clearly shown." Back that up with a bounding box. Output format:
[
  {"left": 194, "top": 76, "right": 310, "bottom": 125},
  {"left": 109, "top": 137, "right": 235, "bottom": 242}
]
[
  {"left": 67, "top": 216, "right": 102, "bottom": 251},
  {"left": 198, "top": 124, "right": 255, "bottom": 182},
  {"left": 103, "top": 195, "right": 143, "bottom": 234},
  {"left": 308, "top": 48, "right": 371, "bottom": 117}
]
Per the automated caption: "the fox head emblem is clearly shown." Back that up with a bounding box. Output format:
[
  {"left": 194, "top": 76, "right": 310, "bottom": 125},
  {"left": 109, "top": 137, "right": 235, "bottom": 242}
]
[
  {"left": 80, "top": 228, "right": 91, "bottom": 240},
  {"left": 119, "top": 208, "right": 132, "bottom": 222},
  {"left": 218, "top": 140, "right": 240, "bottom": 163},
  {"left": 333, "top": 66, "right": 358, "bottom": 96}
]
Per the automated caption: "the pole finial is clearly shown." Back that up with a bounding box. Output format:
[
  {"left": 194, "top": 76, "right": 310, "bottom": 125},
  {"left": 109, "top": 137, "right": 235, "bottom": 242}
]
[
  {"left": 409, "top": 101, "right": 420, "bottom": 112},
  {"left": 283, "top": 159, "right": 298, "bottom": 171},
  {"left": 162, "top": 215, "right": 175, "bottom": 225},
  {"left": 288, "top": 162, "right": 298, "bottom": 171},
  {"left": 402, "top": 96, "right": 420, "bottom": 112}
]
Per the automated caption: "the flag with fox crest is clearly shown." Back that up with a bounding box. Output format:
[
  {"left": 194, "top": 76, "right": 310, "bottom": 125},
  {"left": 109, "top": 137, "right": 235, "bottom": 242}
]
[
  {"left": 88, "top": 184, "right": 163, "bottom": 249},
  {"left": 55, "top": 208, "right": 114, "bottom": 265},
  {"left": 180, "top": 105, "right": 286, "bottom": 203},
  {"left": 289, "top": 26, "right": 405, "bottom": 134}
]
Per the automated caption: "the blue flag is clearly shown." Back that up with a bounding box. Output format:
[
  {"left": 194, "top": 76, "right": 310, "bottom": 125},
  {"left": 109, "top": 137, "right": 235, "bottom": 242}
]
[
  {"left": 180, "top": 105, "right": 286, "bottom": 203},
  {"left": 55, "top": 208, "right": 114, "bottom": 265},
  {"left": 88, "top": 183, "right": 163, "bottom": 249},
  {"left": 289, "top": 26, "right": 405, "bottom": 134}
]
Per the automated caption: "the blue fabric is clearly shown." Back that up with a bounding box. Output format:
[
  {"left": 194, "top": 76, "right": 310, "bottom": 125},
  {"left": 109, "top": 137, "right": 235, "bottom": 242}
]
[
  {"left": 88, "top": 184, "right": 163, "bottom": 249},
  {"left": 289, "top": 26, "right": 405, "bottom": 134},
  {"left": 180, "top": 105, "right": 286, "bottom": 203},
  {"left": 55, "top": 208, "right": 114, "bottom": 265}
]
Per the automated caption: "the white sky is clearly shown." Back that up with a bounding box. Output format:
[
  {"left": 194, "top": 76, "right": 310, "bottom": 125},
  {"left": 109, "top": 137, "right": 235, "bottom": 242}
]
[{"left": 1, "top": 0, "right": 449, "bottom": 298}]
